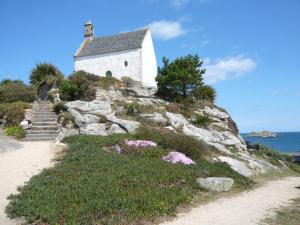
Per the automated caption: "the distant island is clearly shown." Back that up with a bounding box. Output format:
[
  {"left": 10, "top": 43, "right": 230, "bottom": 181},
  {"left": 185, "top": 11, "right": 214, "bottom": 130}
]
[{"left": 248, "top": 130, "right": 277, "bottom": 138}]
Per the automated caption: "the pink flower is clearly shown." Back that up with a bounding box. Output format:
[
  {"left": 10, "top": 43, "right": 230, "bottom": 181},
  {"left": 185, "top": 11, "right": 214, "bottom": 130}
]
[
  {"left": 161, "top": 151, "right": 195, "bottom": 165},
  {"left": 125, "top": 140, "right": 157, "bottom": 148}
]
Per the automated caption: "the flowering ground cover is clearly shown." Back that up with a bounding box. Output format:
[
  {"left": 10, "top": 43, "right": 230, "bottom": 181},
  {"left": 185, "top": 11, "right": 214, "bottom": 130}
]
[
  {"left": 6, "top": 134, "right": 251, "bottom": 225},
  {"left": 162, "top": 151, "right": 195, "bottom": 165}
]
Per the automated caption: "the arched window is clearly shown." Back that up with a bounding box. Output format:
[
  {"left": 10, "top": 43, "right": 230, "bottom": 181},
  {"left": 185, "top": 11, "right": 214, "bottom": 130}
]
[
  {"left": 106, "top": 71, "right": 112, "bottom": 78},
  {"left": 124, "top": 61, "right": 128, "bottom": 67}
]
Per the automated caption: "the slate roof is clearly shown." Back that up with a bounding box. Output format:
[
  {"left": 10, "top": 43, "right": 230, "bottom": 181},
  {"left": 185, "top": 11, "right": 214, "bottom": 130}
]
[{"left": 75, "top": 29, "right": 148, "bottom": 58}]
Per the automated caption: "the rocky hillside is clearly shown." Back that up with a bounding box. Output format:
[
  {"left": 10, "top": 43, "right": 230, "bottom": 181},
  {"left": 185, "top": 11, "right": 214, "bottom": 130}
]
[{"left": 56, "top": 85, "right": 280, "bottom": 178}]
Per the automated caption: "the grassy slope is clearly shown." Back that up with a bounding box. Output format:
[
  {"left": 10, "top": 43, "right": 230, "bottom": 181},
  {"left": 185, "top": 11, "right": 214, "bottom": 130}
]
[{"left": 6, "top": 134, "right": 251, "bottom": 225}]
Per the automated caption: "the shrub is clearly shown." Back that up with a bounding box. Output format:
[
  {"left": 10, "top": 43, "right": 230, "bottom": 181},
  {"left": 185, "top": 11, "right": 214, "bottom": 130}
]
[
  {"left": 252, "top": 145, "right": 293, "bottom": 166},
  {"left": 52, "top": 101, "right": 66, "bottom": 114},
  {"left": 165, "top": 103, "right": 181, "bottom": 113},
  {"left": 30, "top": 63, "right": 64, "bottom": 87},
  {"left": 98, "top": 76, "right": 122, "bottom": 89},
  {"left": 59, "top": 80, "right": 80, "bottom": 101},
  {"left": 5, "top": 126, "right": 25, "bottom": 139},
  {"left": 0, "top": 102, "right": 30, "bottom": 125},
  {"left": 192, "top": 85, "right": 216, "bottom": 103},
  {"left": 194, "top": 113, "right": 213, "bottom": 128},
  {"left": 84, "top": 85, "right": 97, "bottom": 101},
  {"left": 60, "top": 71, "right": 101, "bottom": 101},
  {"left": 59, "top": 112, "right": 77, "bottom": 128},
  {"left": 0, "top": 81, "right": 36, "bottom": 103}
]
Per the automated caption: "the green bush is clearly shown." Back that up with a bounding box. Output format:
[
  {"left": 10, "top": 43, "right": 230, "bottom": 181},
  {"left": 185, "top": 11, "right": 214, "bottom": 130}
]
[
  {"left": 59, "top": 112, "right": 77, "bottom": 128},
  {"left": 30, "top": 63, "right": 64, "bottom": 87},
  {"left": 0, "top": 102, "right": 30, "bottom": 125},
  {"left": 98, "top": 76, "right": 122, "bottom": 89},
  {"left": 5, "top": 126, "right": 25, "bottom": 139},
  {"left": 252, "top": 145, "right": 293, "bottom": 166},
  {"left": 194, "top": 113, "right": 214, "bottom": 128},
  {"left": 52, "top": 101, "right": 67, "bottom": 114},
  {"left": 0, "top": 81, "right": 36, "bottom": 103},
  {"left": 192, "top": 85, "right": 216, "bottom": 103},
  {"left": 60, "top": 71, "right": 100, "bottom": 101},
  {"left": 59, "top": 80, "right": 80, "bottom": 101}
]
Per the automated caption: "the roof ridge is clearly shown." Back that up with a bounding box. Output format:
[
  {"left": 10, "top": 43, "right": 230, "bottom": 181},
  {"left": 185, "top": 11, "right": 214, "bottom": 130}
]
[{"left": 92, "top": 28, "right": 148, "bottom": 40}]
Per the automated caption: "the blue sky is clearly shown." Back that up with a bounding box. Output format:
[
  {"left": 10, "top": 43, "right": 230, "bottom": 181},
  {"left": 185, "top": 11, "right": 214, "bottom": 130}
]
[{"left": 0, "top": 0, "right": 299, "bottom": 132}]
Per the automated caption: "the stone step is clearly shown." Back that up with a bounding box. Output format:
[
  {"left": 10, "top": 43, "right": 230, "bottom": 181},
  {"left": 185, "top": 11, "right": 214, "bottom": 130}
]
[
  {"left": 33, "top": 112, "right": 56, "bottom": 116},
  {"left": 23, "top": 137, "right": 55, "bottom": 142},
  {"left": 30, "top": 126, "right": 58, "bottom": 131},
  {"left": 32, "top": 122, "right": 58, "bottom": 126},
  {"left": 37, "top": 109, "right": 54, "bottom": 112},
  {"left": 31, "top": 119, "right": 58, "bottom": 123},
  {"left": 25, "top": 133, "right": 57, "bottom": 138},
  {"left": 27, "top": 130, "right": 58, "bottom": 134}
]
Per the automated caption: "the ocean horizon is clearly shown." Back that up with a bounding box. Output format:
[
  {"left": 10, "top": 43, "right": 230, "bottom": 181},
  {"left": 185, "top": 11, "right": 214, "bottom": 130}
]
[{"left": 241, "top": 131, "right": 300, "bottom": 153}]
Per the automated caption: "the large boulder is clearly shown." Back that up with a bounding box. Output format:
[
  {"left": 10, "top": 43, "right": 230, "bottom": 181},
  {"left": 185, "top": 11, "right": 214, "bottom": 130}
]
[
  {"left": 202, "top": 106, "right": 230, "bottom": 119},
  {"left": 65, "top": 100, "right": 112, "bottom": 116},
  {"left": 79, "top": 123, "right": 107, "bottom": 136},
  {"left": 140, "top": 113, "right": 167, "bottom": 124},
  {"left": 218, "top": 156, "right": 253, "bottom": 177},
  {"left": 165, "top": 112, "right": 189, "bottom": 128},
  {"left": 122, "top": 87, "right": 156, "bottom": 97},
  {"left": 197, "top": 177, "right": 234, "bottom": 192},
  {"left": 106, "top": 114, "right": 140, "bottom": 133},
  {"left": 95, "top": 87, "right": 123, "bottom": 101},
  {"left": 56, "top": 128, "right": 79, "bottom": 142},
  {"left": 107, "top": 124, "right": 127, "bottom": 135},
  {"left": 182, "top": 124, "right": 247, "bottom": 152},
  {"left": 68, "top": 109, "right": 100, "bottom": 127}
]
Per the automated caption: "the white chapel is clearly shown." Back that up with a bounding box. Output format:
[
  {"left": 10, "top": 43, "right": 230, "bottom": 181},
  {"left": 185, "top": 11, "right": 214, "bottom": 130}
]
[{"left": 74, "top": 20, "right": 157, "bottom": 87}]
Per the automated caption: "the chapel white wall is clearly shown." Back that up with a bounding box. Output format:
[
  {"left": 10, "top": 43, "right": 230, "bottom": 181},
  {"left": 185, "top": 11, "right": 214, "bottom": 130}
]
[
  {"left": 74, "top": 48, "right": 143, "bottom": 82},
  {"left": 141, "top": 31, "right": 157, "bottom": 87}
]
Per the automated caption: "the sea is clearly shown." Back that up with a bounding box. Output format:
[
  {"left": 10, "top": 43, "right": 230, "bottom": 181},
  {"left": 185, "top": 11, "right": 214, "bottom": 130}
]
[{"left": 241, "top": 132, "right": 300, "bottom": 153}]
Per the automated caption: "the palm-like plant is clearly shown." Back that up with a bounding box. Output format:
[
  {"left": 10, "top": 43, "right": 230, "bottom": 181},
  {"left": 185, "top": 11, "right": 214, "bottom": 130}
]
[{"left": 29, "top": 63, "right": 64, "bottom": 87}]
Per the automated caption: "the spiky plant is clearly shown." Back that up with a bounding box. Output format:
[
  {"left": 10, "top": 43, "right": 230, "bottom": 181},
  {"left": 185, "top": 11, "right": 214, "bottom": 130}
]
[{"left": 29, "top": 63, "right": 64, "bottom": 87}]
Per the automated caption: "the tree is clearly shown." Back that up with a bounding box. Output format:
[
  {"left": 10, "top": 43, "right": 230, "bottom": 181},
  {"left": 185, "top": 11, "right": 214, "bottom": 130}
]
[
  {"left": 156, "top": 54, "right": 206, "bottom": 99},
  {"left": 29, "top": 63, "right": 64, "bottom": 87}
]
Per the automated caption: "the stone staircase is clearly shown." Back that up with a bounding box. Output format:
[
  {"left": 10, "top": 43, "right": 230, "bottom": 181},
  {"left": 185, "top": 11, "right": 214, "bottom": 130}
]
[{"left": 23, "top": 101, "right": 58, "bottom": 141}]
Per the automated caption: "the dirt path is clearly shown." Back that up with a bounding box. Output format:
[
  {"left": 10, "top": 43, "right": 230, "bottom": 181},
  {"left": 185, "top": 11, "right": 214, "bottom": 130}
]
[
  {"left": 161, "top": 176, "right": 300, "bottom": 225},
  {"left": 0, "top": 141, "right": 55, "bottom": 225}
]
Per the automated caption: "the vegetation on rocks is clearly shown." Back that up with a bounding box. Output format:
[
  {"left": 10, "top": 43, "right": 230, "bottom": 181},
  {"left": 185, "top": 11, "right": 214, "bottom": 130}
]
[
  {"left": 0, "top": 79, "right": 36, "bottom": 103},
  {"left": 194, "top": 113, "right": 214, "bottom": 128},
  {"left": 6, "top": 133, "right": 251, "bottom": 225},
  {"left": 4, "top": 125, "right": 26, "bottom": 139},
  {"left": 60, "top": 70, "right": 121, "bottom": 101},
  {"left": 250, "top": 144, "right": 293, "bottom": 166},
  {"left": 0, "top": 101, "right": 31, "bottom": 125}
]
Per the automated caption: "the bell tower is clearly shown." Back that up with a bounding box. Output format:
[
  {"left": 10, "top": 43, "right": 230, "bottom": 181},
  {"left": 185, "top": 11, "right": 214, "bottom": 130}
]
[{"left": 84, "top": 19, "right": 94, "bottom": 38}]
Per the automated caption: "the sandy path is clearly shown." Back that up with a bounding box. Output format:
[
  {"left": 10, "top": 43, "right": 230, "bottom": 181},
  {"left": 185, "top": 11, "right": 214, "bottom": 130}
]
[
  {"left": 161, "top": 176, "right": 300, "bottom": 225},
  {"left": 0, "top": 141, "right": 55, "bottom": 225}
]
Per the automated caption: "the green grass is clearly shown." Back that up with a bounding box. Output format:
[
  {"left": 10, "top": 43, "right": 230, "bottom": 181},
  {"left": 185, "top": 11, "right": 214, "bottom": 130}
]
[
  {"left": 6, "top": 134, "right": 251, "bottom": 225},
  {"left": 251, "top": 144, "right": 293, "bottom": 166},
  {"left": 4, "top": 125, "right": 25, "bottom": 139},
  {"left": 262, "top": 196, "right": 300, "bottom": 225}
]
